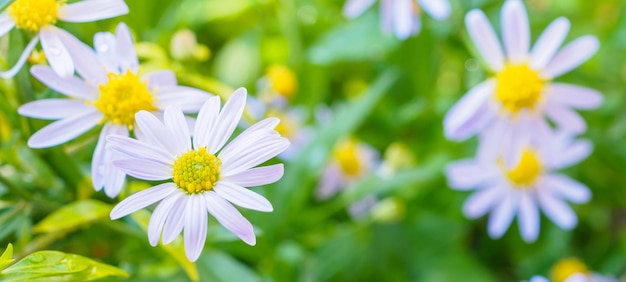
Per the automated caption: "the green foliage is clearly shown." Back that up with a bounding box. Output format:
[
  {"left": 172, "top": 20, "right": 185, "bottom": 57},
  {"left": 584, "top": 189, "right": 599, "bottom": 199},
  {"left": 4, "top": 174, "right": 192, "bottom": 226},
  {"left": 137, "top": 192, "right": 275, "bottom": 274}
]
[{"left": 33, "top": 200, "right": 112, "bottom": 234}]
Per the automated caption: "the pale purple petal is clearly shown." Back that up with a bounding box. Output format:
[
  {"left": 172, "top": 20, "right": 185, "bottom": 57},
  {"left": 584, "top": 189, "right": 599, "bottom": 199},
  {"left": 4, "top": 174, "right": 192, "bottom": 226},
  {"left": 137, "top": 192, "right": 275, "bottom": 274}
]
[
  {"left": 446, "top": 160, "right": 498, "bottom": 190},
  {"left": 40, "top": 26, "right": 74, "bottom": 77},
  {"left": 164, "top": 106, "right": 192, "bottom": 156},
  {"left": 30, "top": 65, "right": 97, "bottom": 100},
  {"left": 540, "top": 174, "right": 591, "bottom": 204},
  {"left": 58, "top": 0, "right": 129, "bottom": 22},
  {"left": 537, "top": 188, "right": 577, "bottom": 229},
  {"left": 148, "top": 192, "right": 183, "bottom": 246},
  {"left": 144, "top": 70, "right": 177, "bottom": 90},
  {"left": 94, "top": 31, "right": 119, "bottom": 73},
  {"left": 54, "top": 26, "right": 107, "bottom": 84},
  {"left": 218, "top": 118, "right": 281, "bottom": 167},
  {"left": 463, "top": 184, "right": 505, "bottom": 219},
  {"left": 466, "top": 10, "right": 504, "bottom": 71},
  {"left": 213, "top": 182, "right": 273, "bottom": 212},
  {"left": 183, "top": 194, "right": 207, "bottom": 262},
  {"left": 114, "top": 23, "right": 138, "bottom": 73},
  {"left": 27, "top": 109, "right": 101, "bottom": 148},
  {"left": 418, "top": 0, "right": 450, "bottom": 20},
  {"left": 162, "top": 193, "right": 187, "bottom": 244},
  {"left": 112, "top": 159, "right": 172, "bottom": 181},
  {"left": 0, "top": 13, "right": 14, "bottom": 37},
  {"left": 204, "top": 192, "right": 256, "bottom": 245},
  {"left": 193, "top": 96, "right": 221, "bottom": 149},
  {"left": 343, "top": 0, "right": 375, "bottom": 18},
  {"left": 134, "top": 111, "right": 179, "bottom": 156},
  {"left": 18, "top": 99, "right": 90, "bottom": 120},
  {"left": 0, "top": 35, "right": 38, "bottom": 79},
  {"left": 487, "top": 191, "right": 517, "bottom": 238},
  {"left": 549, "top": 139, "right": 592, "bottom": 170},
  {"left": 207, "top": 88, "right": 247, "bottom": 153},
  {"left": 155, "top": 86, "right": 213, "bottom": 113},
  {"left": 316, "top": 164, "right": 344, "bottom": 200},
  {"left": 219, "top": 136, "right": 289, "bottom": 176},
  {"left": 393, "top": 0, "right": 416, "bottom": 40},
  {"left": 544, "top": 104, "right": 586, "bottom": 134},
  {"left": 221, "top": 164, "right": 284, "bottom": 187},
  {"left": 546, "top": 83, "right": 603, "bottom": 110},
  {"left": 529, "top": 276, "right": 550, "bottom": 282},
  {"left": 529, "top": 17, "right": 570, "bottom": 70},
  {"left": 102, "top": 164, "right": 127, "bottom": 198},
  {"left": 92, "top": 123, "right": 127, "bottom": 193},
  {"left": 443, "top": 79, "right": 495, "bottom": 140},
  {"left": 501, "top": 0, "right": 530, "bottom": 63},
  {"left": 518, "top": 191, "right": 540, "bottom": 242},
  {"left": 110, "top": 183, "right": 177, "bottom": 219},
  {"left": 541, "top": 36, "right": 599, "bottom": 79},
  {"left": 106, "top": 135, "right": 173, "bottom": 164}
]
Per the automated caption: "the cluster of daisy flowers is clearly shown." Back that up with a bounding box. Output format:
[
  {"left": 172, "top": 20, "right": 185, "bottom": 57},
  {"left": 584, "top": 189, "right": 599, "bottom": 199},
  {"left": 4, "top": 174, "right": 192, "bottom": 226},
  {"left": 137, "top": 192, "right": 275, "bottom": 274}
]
[
  {"left": 444, "top": 0, "right": 601, "bottom": 243},
  {"left": 4, "top": 0, "right": 289, "bottom": 262}
]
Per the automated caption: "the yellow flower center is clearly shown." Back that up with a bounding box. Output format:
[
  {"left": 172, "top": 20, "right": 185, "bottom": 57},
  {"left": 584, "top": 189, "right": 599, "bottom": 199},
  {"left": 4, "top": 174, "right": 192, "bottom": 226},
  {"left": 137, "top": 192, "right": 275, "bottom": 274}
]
[
  {"left": 495, "top": 64, "right": 545, "bottom": 113},
  {"left": 94, "top": 71, "right": 157, "bottom": 129},
  {"left": 173, "top": 147, "right": 221, "bottom": 194},
  {"left": 8, "top": 0, "right": 62, "bottom": 32},
  {"left": 334, "top": 139, "right": 362, "bottom": 177},
  {"left": 266, "top": 109, "right": 295, "bottom": 138},
  {"left": 266, "top": 65, "right": 297, "bottom": 99},
  {"left": 506, "top": 150, "right": 542, "bottom": 186},
  {"left": 550, "top": 258, "right": 589, "bottom": 282}
]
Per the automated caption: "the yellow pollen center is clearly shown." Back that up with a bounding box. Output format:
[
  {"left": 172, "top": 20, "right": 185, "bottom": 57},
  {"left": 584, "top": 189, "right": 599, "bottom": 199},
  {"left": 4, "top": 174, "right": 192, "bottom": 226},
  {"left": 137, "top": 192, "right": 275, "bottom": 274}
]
[
  {"left": 550, "top": 258, "right": 589, "bottom": 282},
  {"left": 94, "top": 71, "right": 157, "bottom": 129},
  {"left": 173, "top": 148, "right": 221, "bottom": 194},
  {"left": 334, "top": 140, "right": 362, "bottom": 177},
  {"left": 266, "top": 65, "right": 297, "bottom": 99},
  {"left": 8, "top": 0, "right": 61, "bottom": 32},
  {"left": 495, "top": 64, "right": 545, "bottom": 113},
  {"left": 506, "top": 150, "right": 542, "bottom": 186}
]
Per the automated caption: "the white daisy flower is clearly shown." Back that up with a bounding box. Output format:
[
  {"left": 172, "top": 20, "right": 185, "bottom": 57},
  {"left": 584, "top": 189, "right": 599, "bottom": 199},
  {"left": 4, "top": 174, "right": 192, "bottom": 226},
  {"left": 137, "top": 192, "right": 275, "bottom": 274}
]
[
  {"left": 444, "top": 0, "right": 602, "bottom": 148},
  {"left": 18, "top": 22, "right": 212, "bottom": 198},
  {"left": 107, "top": 88, "right": 289, "bottom": 262},
  {"left": 446, "top": 131, "right": 592, "bottom": 242},
  {"left": 0, "top": 0, "right": 128, "bottom": 78},
  {"left": 343, "top": 0, "right": 451, "bottom": 40},
  {"left": 529, "top": 258, "right": 617, "bottom": 282}
]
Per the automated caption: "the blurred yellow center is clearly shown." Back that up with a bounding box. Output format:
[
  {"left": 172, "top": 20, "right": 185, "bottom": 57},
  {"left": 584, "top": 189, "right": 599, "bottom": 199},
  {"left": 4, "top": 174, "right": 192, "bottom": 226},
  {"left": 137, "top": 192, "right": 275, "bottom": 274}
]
[
  {"left": 95, "top": 71, "right": 157, "bottom": 129},
  {"left": 267, "top": 109, "right": 295, "bottom": 138},
  {"left": 550, "top": 258, "right": 589, "bottom": 282},
  {"left": 495, "top": 64, "right": 545, "bottom": 113},
  {"left": 8, "top": 0, "right": 61, "bottom": 32},
  {"left": 506, "top": 150, "right": 542, "bottom": 186},
  {"left": 173, "top": 148, "right": 221, "bottom": 194},
  {"left": 334, "top": 140, "right": 362, "bottom": 176},
  {"left": 266, "top": 65, "right": 297, "bottom": 99}
]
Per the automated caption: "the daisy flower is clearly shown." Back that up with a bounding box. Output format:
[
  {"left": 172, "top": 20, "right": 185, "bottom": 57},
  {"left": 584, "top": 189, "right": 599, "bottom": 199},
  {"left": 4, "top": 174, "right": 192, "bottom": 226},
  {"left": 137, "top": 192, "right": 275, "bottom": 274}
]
[
  {"left": 18, "top": 23, "right": 212, "bottom": 198},
  {"left": 444, "top": 0, "right": 602, "bottom": 147},
  {"left": 0, "top": 0, "right": 128, "bottom": 78},
  {"left": 446, "top": 131, "right": 592, "bottom": 242},
  {"left": 529, "top": 258, "right": 617, "bottom": 282},
  {"left": 343, "top": 0, "right": 451, "bottom": 40},
  {"left": 107, "top": 88, "right": 289, "bottom": 261}
]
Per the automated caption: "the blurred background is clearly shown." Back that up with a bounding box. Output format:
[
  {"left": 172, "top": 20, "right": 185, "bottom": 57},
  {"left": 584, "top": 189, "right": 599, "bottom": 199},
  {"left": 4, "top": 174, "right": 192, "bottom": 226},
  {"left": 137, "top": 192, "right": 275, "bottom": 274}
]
[{"left": 1, "top": 0, "right": 626, "bottom": 281}]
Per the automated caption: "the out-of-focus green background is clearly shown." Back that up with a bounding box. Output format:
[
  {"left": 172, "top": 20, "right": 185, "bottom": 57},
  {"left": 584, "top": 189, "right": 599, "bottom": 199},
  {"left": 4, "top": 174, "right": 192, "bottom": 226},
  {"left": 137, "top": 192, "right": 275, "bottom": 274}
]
[{"left": 1, "top": 0, "right": 626, "bottom": 281}]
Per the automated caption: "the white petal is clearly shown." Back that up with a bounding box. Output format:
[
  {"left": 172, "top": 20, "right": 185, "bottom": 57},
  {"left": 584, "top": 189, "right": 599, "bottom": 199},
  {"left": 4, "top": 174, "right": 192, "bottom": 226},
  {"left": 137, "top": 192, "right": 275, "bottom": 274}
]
[
  {"left": 540, "top": 174, "right": 591, "bottom": 204},
  {"left": 501, "top": 0, "right": 530, "bottom": 63},
  {"left": 487, "top": 191, "right": 517, "bottom": 239},
  {"left": 343, "top": 0, "right": 375, "bottom": 18},
  {"left": 103, "top": 163, "right": 126, "bottom": 198},
  {"left": 443, "top": 79, "right": 495, "bottom": 140},
  {"left": 148, "top": 192, "right": 183, "bottom": 246},
  {"left": 54, "top": 26, "right": 107, "bottom": 84},
  {"left": 537, "top": 188, "right": 577, "bottom": 229},
  {"left": 529, "top": 17, "right": 570, "bottom": 70},
  {"left": 91, "top": 123, "right": 127, "bottom": 193},
  {"left": 465, "top": 10, "right": 504, "bottom": 71},
  {"left": 110, "top": 183, "right": 177, "bottom": 219},
  {"left": 207, "top": 88, "right": 247, "bottom": 153},
  {"left": 164, "top": 106, "right": 192, "bottom": 156},
  {"left": 40, "top": 26, "right": 74, "bottom": 78},
  {"left": 18, "top": 99, "right": 90, "bottom": 120},
  {"left": 0, "top": 35, "right": 38, "bottom": 78},
  {"left": 155, "top": 86, "right": 213, "bottom": 113},
  {"left": 544, "top": 103, "right": 586, "bottom": 134},
  {"left": 184, "top": 195, "right": 207, "bottom": 262},
  {"left": 106, "top": 135, "right": 173, "bottom": 164},
  {"left": 193, "top": 96, "right": 221, "bottom": 148},
  {"left": 162, "top": 192, "right": 187, "bottom": 244},
  {"left": 213, "top": 182, "right": 273, "bottom": 212},
  {"left": 221, "top": 164, "right": 284, "bottom": 187},
  {"left": 541, "top": 36, "right": 599, "bottom": 79},
  {"left": 446, "top": 160, "right": 498, "bottom": 190},
  {"left": 418, "top": 0, "right": 451, "bottom": 20},
  {"left": 0, "top": 13, "right": 14, "bottom": 37},
  {"left": 30, "top": 65, "right": 97, "bottom": 100},
  {"left": 217, "top": 118, "right": 281, "bottom": 166},
  {"left": 144, "top": 70, "right": 177, "bottom": 90},
  {"left": 112, "top": 159, "right": 172, "bottom": 181},
  {"left": 546, "top": 83, "right": 603, "bottom": 110},
  {"left": 529, "top": 276, "right": 550, "bottom": 282},
  {"left": 204, "top": 192, "right": 256, "bottom": 245},
  {"left": 550, "top": 139, "right": 592, "bottom": 170},
  {"left": 463, "top": 184, "right": 505, "bottom": 219},
  {"left": 518, "top": 191, "right": 540, "bottom": 242},
  {"left": 134, "top": 111, "right": 179, "bottom": 156},
  {"left": 219, "top": 136, "right": 289, "bottom": 176},
  {"left": 393, "top": 0, "right": 416, "bottom": 40},
  {"left": 114, "top": 22, "right": 138, "bottom": 73},
  {"left": 94, "top": 31, "right": 119, "bottom": 73},
  {"left": 58, "top": 0, "right": 129, "bottom": 22},
  {"left": 27, "top": 110, "right": 101, "bottom": 148}
]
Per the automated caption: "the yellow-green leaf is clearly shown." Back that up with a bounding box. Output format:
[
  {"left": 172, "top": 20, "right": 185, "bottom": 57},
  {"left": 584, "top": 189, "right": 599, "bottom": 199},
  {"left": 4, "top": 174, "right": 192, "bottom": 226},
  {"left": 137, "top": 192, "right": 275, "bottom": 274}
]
[
  {"left": 0, "top": 243, "right": 14, "bottom": 271},
  {"left": 32, "top": 199, "right": 112, "bottom": 234},
  {"left": 0, "top": 250, "right": 128, "bottom": 281}
]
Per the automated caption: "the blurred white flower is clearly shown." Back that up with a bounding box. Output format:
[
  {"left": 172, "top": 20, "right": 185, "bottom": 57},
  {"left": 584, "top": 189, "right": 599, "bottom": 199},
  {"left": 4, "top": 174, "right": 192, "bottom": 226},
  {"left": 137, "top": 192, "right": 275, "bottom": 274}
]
[
  {"left": 444, "top": 0, "right": 602, "bottom": 157},
  {"left": 343, "top": 0, "right": 451, "bottom": 40},
  {"left": 528, "top": 258, "right": 617, "bottom": 282},
  {"left": 0, "top": 0, "right": 128, "bottom": 78},
  {"left": 108, "top": 89, "right": 289, "bottom": 261},
  {"left": 18, "top": 23, "right": 212, "bottom": 198},
  {"left": 446, "top": 131, "right": 592, "bottom": 242}
]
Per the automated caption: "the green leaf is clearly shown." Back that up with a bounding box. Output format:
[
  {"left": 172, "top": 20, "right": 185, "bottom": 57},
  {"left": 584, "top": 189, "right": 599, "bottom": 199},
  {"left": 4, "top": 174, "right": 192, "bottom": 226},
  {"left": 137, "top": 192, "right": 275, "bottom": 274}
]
[
  {"left": 32, "top": 199, "right": 112, "bottom": 234},
  {"left": 197, "top": 251, "right": 261, "bottom": 282},
  {"left": 0, "top": 250, "right": 128, "bottom": 281},
  {"left": 0, "top": 244, "right": 14, "bottom": 271}
]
